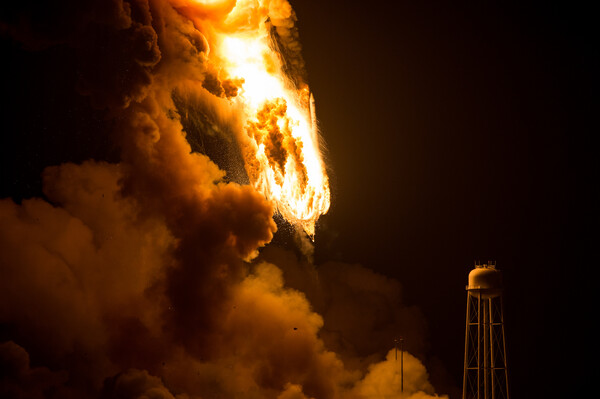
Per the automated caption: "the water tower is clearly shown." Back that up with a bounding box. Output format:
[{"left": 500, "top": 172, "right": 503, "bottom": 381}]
[{"left": 462, "top": 261, "right": 510, "bottom": 399}]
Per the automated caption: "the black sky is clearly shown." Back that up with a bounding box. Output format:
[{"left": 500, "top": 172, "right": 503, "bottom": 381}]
[
  {"left": 291, "top": 1, "right": 594, "bottom": 398},
  {"left": 0, "top": 1, "right": 595, "bottom": 398}
]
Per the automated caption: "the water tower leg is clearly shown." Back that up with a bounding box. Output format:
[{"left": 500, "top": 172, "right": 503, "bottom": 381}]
[
  {"left": 489, "top": 298, "right": 496, "bottom": 399},
  {"left": 501, "top": 297, "right": 510, "bottom": 399},
  {"left": 477, "top": 291, "right": 481, "bottom": 399},
  {"left": 463, "top": 293, "right": 471, "bottom": 399},
  {"left": 483, "top": 297, "right": 489, "bottom": 399}
]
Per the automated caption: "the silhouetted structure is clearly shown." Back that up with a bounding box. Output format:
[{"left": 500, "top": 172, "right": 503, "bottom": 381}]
[{"left": 463, "top": 262, "right": 510, "bottom": 399}]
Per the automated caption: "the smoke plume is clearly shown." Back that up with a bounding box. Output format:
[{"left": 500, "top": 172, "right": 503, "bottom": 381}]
[{"left": 1, "top": 0, "right": 448, "bottom": 398}]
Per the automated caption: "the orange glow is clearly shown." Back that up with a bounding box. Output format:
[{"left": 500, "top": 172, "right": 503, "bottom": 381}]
[{"left": 205, "top": 2, "right": 330, "bottom": 238}]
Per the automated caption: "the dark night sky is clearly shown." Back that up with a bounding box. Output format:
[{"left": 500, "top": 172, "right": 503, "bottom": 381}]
[
  {"left": 0, "top": 1, "right": 595, "bottom": 398},
  {"left": 292, "top": 1, "right": 595, "bottom": 398}
]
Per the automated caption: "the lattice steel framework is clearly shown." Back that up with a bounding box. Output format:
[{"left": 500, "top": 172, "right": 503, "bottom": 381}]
[{"left": 462, "top": 291, "right": 510, "bottom": 399}]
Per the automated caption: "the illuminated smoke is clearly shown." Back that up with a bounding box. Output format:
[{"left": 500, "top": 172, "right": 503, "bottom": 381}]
[
  {"left": 170, "top": 0, "right": 330, "bottom": 239},
  {"left": 0, "top": 0, "right": 447, "bottom": 398}
]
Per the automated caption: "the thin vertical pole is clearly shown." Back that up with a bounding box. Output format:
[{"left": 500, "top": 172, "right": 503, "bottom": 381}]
[
  {"left": 400, "top": 338, "right": 404, "bottom": 393},
  {"left": 394, "top": 337, "right": 404, "bottom": 394}
]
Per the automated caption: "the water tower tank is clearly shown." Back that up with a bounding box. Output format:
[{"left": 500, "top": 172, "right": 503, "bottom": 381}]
[{"left": 467, "top": 262, "right": 502, "bottom": 298}]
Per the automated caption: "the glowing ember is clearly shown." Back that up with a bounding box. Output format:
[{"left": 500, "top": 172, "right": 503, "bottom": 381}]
[{"left": 208, "top": 2, "right": 330, "bottom": 238}]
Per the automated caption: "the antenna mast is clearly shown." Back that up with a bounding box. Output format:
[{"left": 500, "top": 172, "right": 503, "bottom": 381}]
[{"left": 395, "top": 337, "right": 404, "bottom": 393}]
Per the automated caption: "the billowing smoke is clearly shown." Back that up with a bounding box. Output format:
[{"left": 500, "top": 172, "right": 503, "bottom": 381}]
[{"left": 1, "top": 1, "right": 448, "bottom": 398}]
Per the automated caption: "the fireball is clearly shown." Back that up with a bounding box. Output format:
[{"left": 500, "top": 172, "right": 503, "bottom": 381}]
[{"left": 201, "top": 0, "right": 331, "bottom": 238}]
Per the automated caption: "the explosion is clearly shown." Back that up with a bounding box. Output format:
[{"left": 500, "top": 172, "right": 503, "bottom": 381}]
[
  {"left": 193, "top": 0, "right": 330, "bottom": 238},
  {"left": 0, "top": 0, "right": 447, "bottom": 398}
]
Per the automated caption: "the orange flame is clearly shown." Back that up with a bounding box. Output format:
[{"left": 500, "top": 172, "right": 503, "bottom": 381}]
[{"left": 201, "top": 1, "right": 330, "bottom": 238}]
